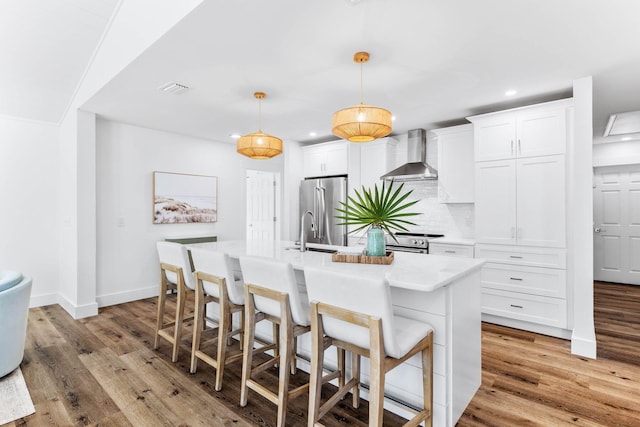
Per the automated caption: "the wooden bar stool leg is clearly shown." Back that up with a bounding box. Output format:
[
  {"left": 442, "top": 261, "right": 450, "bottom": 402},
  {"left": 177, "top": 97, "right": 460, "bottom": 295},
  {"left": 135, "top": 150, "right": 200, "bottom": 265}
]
[
  {"left": 351, "top": 352, "right": 360, "bottom": 409},
  {"left": 337, "top": 347, "right": 345, "bottom": 396},
  {"left": 240, "top": 300, "right": 256, "bottom": 407},
  {"left": 369, "top": 319, "right": 385, "bottom": 427},
  {"left": 308, "top": 303, "right": 324, "bottom": 427},
  {"left": 154, "top": 278, "right": 167, "bottom": 350},
  {"left": 276, "top": 323, "right": 293, "bottom": 427},
  {"left": 190, "top": 283, "right": 205, "bottom": 373},
  {"left": 215, "top": 297, "right": 230, "bottom": 391},
  {"left": 172, "top": 284, "right": 186, "bottom": 362},
  {"left": 290, "top": 336, "right": 298, "bottom": 375},
  {"left": 422, "top": 334, "right": 434, "bottom": 427}
]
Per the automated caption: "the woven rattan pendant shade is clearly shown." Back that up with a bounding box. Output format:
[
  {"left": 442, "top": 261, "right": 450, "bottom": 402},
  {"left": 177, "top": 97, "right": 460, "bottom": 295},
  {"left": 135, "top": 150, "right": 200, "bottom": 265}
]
[
  {"left": 332, "top": 52, "right": 392, "bottom": 142},
  {"left": 237, "top": 92, "right": 283, "bottom": 159}
]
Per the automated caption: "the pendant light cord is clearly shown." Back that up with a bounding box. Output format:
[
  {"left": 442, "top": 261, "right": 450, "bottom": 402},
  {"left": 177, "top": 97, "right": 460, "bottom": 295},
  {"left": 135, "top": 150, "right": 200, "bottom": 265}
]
[
  {"left": 360, "top": 61, "right": 364, "bottom": 105},
  {"left": 257, "top": 97, "right": 262, "bottom": 131}
]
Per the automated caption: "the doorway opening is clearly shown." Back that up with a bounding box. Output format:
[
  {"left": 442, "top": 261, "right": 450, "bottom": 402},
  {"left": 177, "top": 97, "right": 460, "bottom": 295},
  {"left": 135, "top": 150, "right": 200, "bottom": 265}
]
[{"left": 593, "top": 164, "right": 640, "bottom": 285}]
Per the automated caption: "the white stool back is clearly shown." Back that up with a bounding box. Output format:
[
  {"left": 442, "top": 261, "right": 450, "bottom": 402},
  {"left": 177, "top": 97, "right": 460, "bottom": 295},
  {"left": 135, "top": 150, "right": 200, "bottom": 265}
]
[
  {"left": 156, "top": 241, "right": 194, "bottom": 290},
  {"left": 239, "top": 256, "right": 309, "bottom": 326},
  {"left": 304, "top": 266, "right": 431, "bottom": 359},
  {"left": 190, "top": 248, "right": 244, "bottom": 305}
]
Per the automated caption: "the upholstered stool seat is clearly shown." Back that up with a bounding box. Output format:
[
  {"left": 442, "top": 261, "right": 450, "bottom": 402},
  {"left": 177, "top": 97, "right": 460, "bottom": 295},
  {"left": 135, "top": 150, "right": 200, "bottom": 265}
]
[
  {"left": 154, "top": 241, "right": 196, "bottom": 362},
  {"left": 238, "top": 256, "right": 314, "bottom": 427},
  {"left": 189, "top": 248, "right": 245, "bottom": 391},
  {"left": 0, "top": 273, "right": 33, "bottom": 378},
  {"left": 304, "top": 266, "right": 433, "bottom": 427}
]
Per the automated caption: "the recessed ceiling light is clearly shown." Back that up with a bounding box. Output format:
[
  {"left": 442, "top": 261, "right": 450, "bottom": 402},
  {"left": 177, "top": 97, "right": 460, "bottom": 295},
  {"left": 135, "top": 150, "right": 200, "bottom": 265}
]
[
  {"left": 309, "top": 131, "right": 317, "bottom": 137},
  {"left": 230, "top": 133, "right": 241, "bottom": 139},
  {"left": 391, "top": 116, "right": 396, "bottom": 121},
  {"left": 505, "top": 89, "right": 517, "bottom": 96}
]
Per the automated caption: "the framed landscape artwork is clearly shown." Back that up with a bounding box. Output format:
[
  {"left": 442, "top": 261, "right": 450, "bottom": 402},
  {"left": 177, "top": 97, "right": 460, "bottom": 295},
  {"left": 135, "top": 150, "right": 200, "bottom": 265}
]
[{"left": 153, "top": 171, "right": 218, "bottom": 224}]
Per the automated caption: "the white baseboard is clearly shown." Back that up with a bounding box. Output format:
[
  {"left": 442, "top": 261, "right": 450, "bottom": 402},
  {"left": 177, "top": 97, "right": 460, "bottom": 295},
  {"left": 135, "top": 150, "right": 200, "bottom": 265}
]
[
  {"left": 96, "top": 286, "right": 157, "bottom": 308},
  {"left": 570, "top": 333, "right": 597, "bottom": 359},
  {"left": 29, "top": 292, "right": 60, "bottom": 308},
  {"left": 58, "top": 294, "right": 98, "bottom": 319}
]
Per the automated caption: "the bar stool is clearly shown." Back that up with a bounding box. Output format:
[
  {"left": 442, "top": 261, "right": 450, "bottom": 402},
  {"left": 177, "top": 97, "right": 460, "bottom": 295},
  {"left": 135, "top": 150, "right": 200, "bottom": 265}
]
[
  {"left": 304, "top": 266, "right": 434, "bottom": 427},
  {"left": 189, "top": 248, "right": 245, "bottom": 391},
  {"left": 238, "top": 256, "right": 313, "bottom": 427},
  {"left": 154, "top": 241, "right": 195, "bottom": 362}
]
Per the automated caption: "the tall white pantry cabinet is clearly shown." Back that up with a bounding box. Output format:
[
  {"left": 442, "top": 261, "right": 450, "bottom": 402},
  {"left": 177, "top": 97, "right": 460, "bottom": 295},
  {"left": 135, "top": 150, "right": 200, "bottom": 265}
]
[{"left": 468, "top": 99, "right": 573, "bottom": 338}]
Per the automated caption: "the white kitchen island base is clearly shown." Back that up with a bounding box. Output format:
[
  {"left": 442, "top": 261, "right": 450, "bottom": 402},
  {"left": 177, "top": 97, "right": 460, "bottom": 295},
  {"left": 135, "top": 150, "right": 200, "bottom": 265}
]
[{"left": 189, "top": 240, "right": 484, "bottom": 426}]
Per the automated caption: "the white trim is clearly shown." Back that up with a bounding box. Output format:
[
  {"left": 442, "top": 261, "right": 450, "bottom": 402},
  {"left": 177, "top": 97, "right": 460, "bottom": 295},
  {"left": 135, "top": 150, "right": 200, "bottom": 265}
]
[
  {"left": 96, "top": 286, "right": 157, "bottom": 308},
  {"left": 58, "top": 294, "right": 99, "bottom": 319},
  {"left": 29, "top": 293, "right": 60, "bottom": 308},
  {"left": 570, "top": 333, "right": 597, "bottom": 358},
  {"left": 0, "top": 113, "right": 59, "bottom": 127},
  {"left": 482, "top": 315, "right": 573, "bottom": 340}
]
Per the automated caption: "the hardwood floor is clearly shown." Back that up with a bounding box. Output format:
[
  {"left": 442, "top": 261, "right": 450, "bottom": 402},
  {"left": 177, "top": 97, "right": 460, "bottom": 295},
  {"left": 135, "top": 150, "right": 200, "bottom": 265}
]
[{"left": 5, "top": 281, "right": 640, "bottom": 426}]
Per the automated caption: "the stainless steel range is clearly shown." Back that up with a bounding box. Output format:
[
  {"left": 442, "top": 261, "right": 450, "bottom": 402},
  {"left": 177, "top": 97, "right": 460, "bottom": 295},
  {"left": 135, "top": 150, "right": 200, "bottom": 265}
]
[{"left": 385, "top": 232, "right": 444, "bottom": 254}]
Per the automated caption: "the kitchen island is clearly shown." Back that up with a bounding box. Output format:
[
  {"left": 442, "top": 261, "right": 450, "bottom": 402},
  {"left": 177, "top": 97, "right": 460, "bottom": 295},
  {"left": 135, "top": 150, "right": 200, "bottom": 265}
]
[{"left": 189, "top": 240, "right": 485, "bottom": 427}]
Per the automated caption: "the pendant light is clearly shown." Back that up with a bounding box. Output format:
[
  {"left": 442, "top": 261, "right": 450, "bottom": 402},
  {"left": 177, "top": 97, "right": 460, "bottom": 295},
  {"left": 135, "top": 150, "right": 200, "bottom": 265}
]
[
  {"left": 237, "top": 92, "right": 283, "bottom": 159},
  {"left": 332, "top": 51, "right": 392, "bottom": 142}
]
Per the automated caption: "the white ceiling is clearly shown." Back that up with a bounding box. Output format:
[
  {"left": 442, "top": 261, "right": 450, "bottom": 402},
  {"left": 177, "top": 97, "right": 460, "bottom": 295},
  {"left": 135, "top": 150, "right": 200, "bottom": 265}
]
[
  {"left": 5, "top": 0, "right": 640, "bottom": 145},
  {"left": 0, "top": 0, "right": 119, "bottom": 123}
]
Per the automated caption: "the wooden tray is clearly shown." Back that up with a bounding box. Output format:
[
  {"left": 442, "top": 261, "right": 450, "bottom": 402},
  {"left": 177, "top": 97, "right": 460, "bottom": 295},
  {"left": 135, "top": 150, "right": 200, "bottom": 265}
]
[{"left": 331, "top": 251, "right": 394, "bottom": 265}]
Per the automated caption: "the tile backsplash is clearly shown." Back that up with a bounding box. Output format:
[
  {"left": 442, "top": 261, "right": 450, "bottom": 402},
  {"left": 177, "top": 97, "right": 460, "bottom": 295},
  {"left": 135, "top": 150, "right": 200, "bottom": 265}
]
[{"left": 402, "top": 180, "right": 474, "bottom": 238}]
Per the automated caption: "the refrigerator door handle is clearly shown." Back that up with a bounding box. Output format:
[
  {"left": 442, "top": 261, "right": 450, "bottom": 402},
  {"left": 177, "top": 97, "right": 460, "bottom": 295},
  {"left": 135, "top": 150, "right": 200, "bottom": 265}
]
[
  {"left": 313, "top": 186, "right": 320, "bottom": 238},
  {"left": 317, "top": 185, "right": 326, "bottom": 239}
]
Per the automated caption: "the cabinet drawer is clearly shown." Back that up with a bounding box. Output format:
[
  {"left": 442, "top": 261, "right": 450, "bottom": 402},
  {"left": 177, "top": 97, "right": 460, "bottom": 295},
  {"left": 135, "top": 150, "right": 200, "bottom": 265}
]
[
  {"left": 481, "top": 263, "right": 566, "bottom": 298},
  {"left": 481, "top": 288, "right": 567, "bottom": 328},
  {"left": 429, "top": 243, "right": 474, "bottom": 258},
  {"left": 475, "top": 244, "right": 566, "bottom": 268}
]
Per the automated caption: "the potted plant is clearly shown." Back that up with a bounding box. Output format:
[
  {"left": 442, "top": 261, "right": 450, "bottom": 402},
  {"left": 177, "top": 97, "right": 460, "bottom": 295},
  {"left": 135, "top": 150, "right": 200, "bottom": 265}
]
[{"left": 335, "top": 181, "right": 421, "bottom": 256}]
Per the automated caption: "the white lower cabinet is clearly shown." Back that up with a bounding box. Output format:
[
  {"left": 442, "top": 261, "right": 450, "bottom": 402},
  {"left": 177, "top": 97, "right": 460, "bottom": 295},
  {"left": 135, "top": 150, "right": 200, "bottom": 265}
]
[
  {"left": 429, "top": 242, "right": 474, "bottom": 258},
  {"left": 481, "top": 288, "right": 568, "bottom": 329},
  {"left": 477, "top": 244, "right": 568, "bottom": 334}
]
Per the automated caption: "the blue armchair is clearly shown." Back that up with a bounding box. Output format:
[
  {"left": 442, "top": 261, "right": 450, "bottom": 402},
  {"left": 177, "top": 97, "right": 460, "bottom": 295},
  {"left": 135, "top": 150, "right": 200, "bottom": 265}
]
[{"left": 0, "top": 271, "right": 32, "bottom": 378}]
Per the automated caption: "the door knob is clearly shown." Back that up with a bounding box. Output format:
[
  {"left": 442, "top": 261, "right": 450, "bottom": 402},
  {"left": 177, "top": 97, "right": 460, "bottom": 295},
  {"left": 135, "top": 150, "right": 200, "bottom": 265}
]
[{"left": 594, "top": 227, "right": 601, "bottom": 233}]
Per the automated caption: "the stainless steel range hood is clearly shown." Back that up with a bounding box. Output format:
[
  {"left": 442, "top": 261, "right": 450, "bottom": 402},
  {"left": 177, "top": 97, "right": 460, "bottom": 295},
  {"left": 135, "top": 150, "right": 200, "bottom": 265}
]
[{"left": 380, "top": 128, "right": 437, "bottom": 181}]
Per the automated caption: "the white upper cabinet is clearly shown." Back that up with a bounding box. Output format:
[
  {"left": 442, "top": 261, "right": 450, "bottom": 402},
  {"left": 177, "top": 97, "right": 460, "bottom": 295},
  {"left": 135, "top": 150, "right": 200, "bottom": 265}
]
[
  {"left": 469, "top": 100, "right": 569, "bottom": 162},
  {"left": 431, "top": 124, "right": 474, "bottom": 203},
  {"left": 359, "top": 137, "right": 397, "bottom": 190},
  {"left": 475, "top": 154, "right": 566, "bottom": 248},
  {"left": 302, "top": 140, "right": 348, "bottom": 177}
]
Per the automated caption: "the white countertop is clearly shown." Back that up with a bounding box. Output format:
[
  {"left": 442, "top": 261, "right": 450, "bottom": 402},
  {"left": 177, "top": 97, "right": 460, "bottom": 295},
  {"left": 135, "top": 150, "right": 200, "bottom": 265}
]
[{"left": 188, "top": 240, "right": 485, "bottom": 293}]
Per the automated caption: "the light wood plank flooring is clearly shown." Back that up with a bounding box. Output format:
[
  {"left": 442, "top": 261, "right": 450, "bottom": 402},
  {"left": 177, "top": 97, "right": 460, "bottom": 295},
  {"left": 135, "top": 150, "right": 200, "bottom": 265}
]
[{"left": 4, "top": 281, "right": 640, "bottom": 426}]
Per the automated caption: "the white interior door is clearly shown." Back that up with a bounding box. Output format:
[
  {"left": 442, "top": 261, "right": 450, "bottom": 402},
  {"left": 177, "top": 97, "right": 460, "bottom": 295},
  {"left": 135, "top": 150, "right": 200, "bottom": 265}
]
[
  {"left": 246, "top": 170, "right": 280, "bottom": 240},
  {"left": 593, "top": 165, "right": 640, "bottom": 285}
]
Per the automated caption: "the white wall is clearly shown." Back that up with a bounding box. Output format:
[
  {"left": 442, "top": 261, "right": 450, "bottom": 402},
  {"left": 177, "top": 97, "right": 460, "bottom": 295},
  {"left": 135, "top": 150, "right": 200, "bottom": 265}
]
[
  {"left": 95, "top": 119, "right": 283, "bottom": 306},
  {"left": 0, "top": 115, "right": 60, "bottom": 305}
]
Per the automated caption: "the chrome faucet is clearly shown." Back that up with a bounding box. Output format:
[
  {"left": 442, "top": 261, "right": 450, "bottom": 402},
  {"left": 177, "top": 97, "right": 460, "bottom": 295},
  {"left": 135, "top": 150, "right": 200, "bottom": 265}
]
[{"left": 300, "top": 210, "right": 316, "bottom": 252}]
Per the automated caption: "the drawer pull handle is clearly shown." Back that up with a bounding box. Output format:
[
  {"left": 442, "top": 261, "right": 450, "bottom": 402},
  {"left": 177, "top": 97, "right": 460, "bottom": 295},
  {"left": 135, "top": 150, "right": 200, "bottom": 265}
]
[
  {"left": 509, "top": 255, "right": 523, "bottom": 259},
  {"left": 510, "top": 304, "right": 524, "bottom": 309},
  {"left": 445, "top": 250, "right": 456, "bottom": 253},
  {"left": 510, "top": 277, "right": 523, "bottom": 281}
]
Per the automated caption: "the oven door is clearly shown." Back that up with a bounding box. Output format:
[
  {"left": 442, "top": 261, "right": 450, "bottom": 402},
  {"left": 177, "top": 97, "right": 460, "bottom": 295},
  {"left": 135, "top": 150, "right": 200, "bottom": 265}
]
[{"left": 387, "top": 245, "right": 429, "bottom": 254}]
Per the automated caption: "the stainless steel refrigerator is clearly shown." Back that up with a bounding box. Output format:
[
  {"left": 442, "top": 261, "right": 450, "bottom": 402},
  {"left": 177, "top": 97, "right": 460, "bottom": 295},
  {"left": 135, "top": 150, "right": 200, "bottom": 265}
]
[{"left": 299, "top": 176, "right": 347, "bottom": 246}]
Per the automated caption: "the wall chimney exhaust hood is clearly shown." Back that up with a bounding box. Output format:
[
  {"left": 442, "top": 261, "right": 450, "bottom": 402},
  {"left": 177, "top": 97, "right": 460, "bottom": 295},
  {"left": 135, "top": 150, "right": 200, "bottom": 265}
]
[{"left": 380, "top": 128, "right": 437, "bottom": 181}]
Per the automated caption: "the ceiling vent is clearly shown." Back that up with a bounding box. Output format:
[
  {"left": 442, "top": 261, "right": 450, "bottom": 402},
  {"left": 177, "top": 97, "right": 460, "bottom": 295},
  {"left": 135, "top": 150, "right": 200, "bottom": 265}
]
[
  {"left": 603, "top": 110, "right": 640, "bottom": 136},
  {"left": 159, "top": 82, "right": 190, "bottom": 94}
]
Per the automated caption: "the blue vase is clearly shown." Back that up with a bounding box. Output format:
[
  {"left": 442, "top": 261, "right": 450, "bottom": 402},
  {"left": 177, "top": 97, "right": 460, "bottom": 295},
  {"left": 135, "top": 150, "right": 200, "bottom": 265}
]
[{"left": 367, "top": 226, "right": 386, "bottom": 256}]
